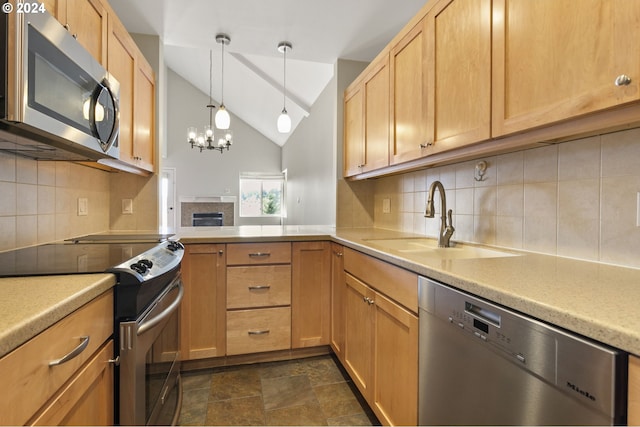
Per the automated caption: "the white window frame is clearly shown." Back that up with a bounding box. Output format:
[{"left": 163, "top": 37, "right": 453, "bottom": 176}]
[{"left": 239, "top": 172, "right": 286, "bottom": 218}]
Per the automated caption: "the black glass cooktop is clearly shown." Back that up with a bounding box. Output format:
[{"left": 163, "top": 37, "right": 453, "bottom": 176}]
[{"left": 0, "top": 242, "right": 159, "bottom": 277}]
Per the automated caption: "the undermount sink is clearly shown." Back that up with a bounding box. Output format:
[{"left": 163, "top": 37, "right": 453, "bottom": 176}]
[{"left": 363, "top": 238, "right": 520, "bottom": 260}]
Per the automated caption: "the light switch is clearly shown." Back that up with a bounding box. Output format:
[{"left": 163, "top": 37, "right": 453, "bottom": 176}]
[
  {"left": 122, "top": 198, "right": 133, "bottom": 214},
  {"left": 77, "top": 198, "right": 88, "bottom": 216}
]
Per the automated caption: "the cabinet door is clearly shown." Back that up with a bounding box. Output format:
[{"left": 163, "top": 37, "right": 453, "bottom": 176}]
[
  {"left": 390, "top": 17, "right": 429, "bottom": 165},
  {"left": 65, "top": 0, "right": 108, "bottom": 65},
  {"left": 373, "top": 292, "right": 419, "bottom": 426},
  {"left": 362, "top": 56, "right": 390, "bottom": 172},
  {"left": 427, "top": 0, "right": 491, "bottom": 154},
  {"left": 30, "top": 341, "right": 115, "bottom": 426},
  {"left": 343, "top": 273, "right": 375, "bottom": 400},
  {"left": 107, "top": 17, "right": 136, "bottom": 165},
  {"left": 291, "top": 241, "right": 331, "bottom": 348},
  {"left": 343, "top": 85, "right": 364, "bottom": 177},
  {"left": 181, "top": 244, "right": 226, "bottom": 359},
  {"left": 134, "top": 58, "right": 155, "bottom": 172},
  {"left": 330, "top": 243, "right": 345, "bottom": 362},
  {"left": 492, "top": 0, "right": 640, "bottom": 137}
]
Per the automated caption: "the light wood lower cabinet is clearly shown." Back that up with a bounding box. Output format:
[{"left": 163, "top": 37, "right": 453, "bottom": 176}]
[
  {"left": 181, "top": 244, "right": 226, "bottom": 360},
  {"left": 292, "top": 241, "right": 331, "bottom": 348},
  {"left": 330, "top": 243, "right": 346, "bottom": 362},
  {"left": 0, "top": 290, "right": 114, "bottom": 426},
  {"left": 343, "top": 249, "right": 419, "bottom": 426},
  {"left": 227, "top": 307, "right": 291, "bottom": 355}
]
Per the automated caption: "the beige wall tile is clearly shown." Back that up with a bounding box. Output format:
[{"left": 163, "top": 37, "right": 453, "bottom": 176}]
[
  {"left": 497, "top": 185, "right": 524, "bottom": 217},
  {"left": 600, "top": 175, "right": 640, "bottom": 268},
  {"left": 454, "top": 188, "right": 474, "bottom": 215},
  {"left": 0, "top": 217, "right": 16, "bottom": 251},
  {"left": 16, "top": 183, "right": 37, "bottom": 215},
  {"left": 16, "top": 215, "right": 37, "bottom": 248},
  {"left": 16, "top": 157, "right": 37, "bottom": 184},
  {"left": 455, "top": 160, "right": 476, "bottom": 188},
  {"left": 558, "top": 136, "right": 601, "bottom": 181},
  {"left": 558, "top": 179, "right": 599, "bottom": 221},
  {"left": 601, "top": 128, "right": 640, "bottom": 178},
  {"left": 0, "top": 181, "right": 16, "bottom": 216},
  {"left": 524, "top": 182, "right": 557, "bottom": 218},
  {"left": 557, "top": 217, "right": 599, "bottom": 261},
  {"left": 474, "top": 215, "right": 496, "bottom": 245},
  {"left": 37, "top": 162, "right": 56, "bottom": 186},
  {"left": 474, "top": 186, "right": 497, "bottom": 216},
  {"left": 0, "top": 153, "right": 16, "bottom": 182},
  {"left": 524, "top": 144, "right": 558, "bottom": 183},
  {"left": 496, "top": 216, "right": 523, "bottom": 249},
  {"left": 523, "top": 215, "right": 557, "bottom": 254},
  {"left": 497, "top": 151, "right": 524, "bottom": 185}
]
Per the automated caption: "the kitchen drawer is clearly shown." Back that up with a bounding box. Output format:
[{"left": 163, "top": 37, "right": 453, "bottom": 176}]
[
  {"left": 226, "top": 307, "right": 291, "bottom": 355},
  {"left": 0, "top": 290, "right": 113, "bottom": 426},
  {"left": 227, "top": 265, "right": 291, "bottom": 309},
  {"left": 226, "top": 242, "right": 291, "bottom": 265}
]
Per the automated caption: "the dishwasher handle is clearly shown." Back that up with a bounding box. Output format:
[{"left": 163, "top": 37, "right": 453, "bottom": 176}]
[{"left": 465, "top": 301, "right": 501, "bottom": 327}]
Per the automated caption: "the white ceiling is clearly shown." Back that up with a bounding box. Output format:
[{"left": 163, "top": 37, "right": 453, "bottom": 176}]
[{"left": 108, "top": 0, "right": 427, "bottom": 146}]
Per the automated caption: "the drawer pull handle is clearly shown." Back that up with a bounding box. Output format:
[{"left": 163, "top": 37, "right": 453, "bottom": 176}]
[
  {"left": 248, "top": 252, "right": 271, "bottom": 258},
  {"left": 49, "top": 336, "right": 90, "bottom": 367},
  {"left": 248, "top": 330, "right": 270, "bottom": 335},
  {"left": 248, "top": 285, "right": 271, "bottom": 291}
]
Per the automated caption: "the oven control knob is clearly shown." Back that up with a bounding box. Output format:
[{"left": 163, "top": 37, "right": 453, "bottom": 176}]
[
  {"left": 167, "top": 241, "right": 184, "bottom": 252},
  {"left": 139, "top": 259, "right": 153, "bottom": 269},
  {"left": 130, "top": 262, "right": 147, "bottom": 275}
]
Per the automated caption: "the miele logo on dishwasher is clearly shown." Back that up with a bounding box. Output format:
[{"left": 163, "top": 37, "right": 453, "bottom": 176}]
[{"left": 566, "top": 381, "right": 597, "bottom": 402}]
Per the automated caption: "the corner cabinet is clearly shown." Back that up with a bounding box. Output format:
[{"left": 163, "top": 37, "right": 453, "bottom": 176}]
[
  {"left": 106, "top": 5, "right": 156, "bottom": 174},
  {"left": 330, "top": 243, "right": 346, "bottom": 362},
  {"left": 342, "top": 247, "right": 419, "bottom": 426},
  {"left": 181, "top": 244, "right": 227, "bottom": 360},
  {"left": 492, "top": 0, "right": 640, "bottom": 137},
  {"left": 292, "top": 241, "right": 332, "bottom": 348},
  {"left": 344, "top": 53, "right": 390, "bottom": 177}
]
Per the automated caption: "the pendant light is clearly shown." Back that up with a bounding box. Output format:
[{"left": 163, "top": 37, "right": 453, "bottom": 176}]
[
  {"left": 277, "top": 41, "right": 292, "bottom": 134},
  {"left": 215, "top": 34, "right": 231, "bottom": 130}
]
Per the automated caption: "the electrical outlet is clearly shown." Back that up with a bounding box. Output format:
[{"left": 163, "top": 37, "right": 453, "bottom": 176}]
[
  {"left": 383, "top": 198, "right": 391, "bottom": 214},
  {"left": 122, "top": 199, "right": 133, "bottom": 215},
  {"left": 77, "top": 198, "right": 88, "bottom": 216}
]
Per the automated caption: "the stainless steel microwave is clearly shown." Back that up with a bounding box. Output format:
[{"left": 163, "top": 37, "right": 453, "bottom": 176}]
[{"left": 0, "top": 9, "right": 120, "bottom": 161}]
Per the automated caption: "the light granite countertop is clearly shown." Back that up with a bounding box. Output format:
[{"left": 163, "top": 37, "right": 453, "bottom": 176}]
[
  {"left": 177, "top": 226, "right": 640, "bottom": 355},
  {"left": 0, "top": 274, "right": 115, "bottom": 358}
]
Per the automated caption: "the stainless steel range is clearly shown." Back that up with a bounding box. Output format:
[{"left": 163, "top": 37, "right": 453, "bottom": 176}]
[
  {"left": 0, "top": 234, "right": 185, "bottom": 426},
  {"left": 109, "top": 240, "right": 184, "bottom": 426}
]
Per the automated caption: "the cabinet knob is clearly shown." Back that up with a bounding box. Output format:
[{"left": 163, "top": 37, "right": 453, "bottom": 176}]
[
  {"left": 419, "top": 140, "right": 433, "bottom": 149},
  {"left": 218, "top": 249, "right": 224, "bottom": 255},
  {"left": 358, "top": 163, "right": 366, "bottom": 168},
  {"left": 615, "top": 74, "right": 632, "bottom": 86}
]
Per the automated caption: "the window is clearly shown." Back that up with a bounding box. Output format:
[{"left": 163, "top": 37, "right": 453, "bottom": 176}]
[{"left": 239, "top": 173, "right": 285, "bottom": 217}]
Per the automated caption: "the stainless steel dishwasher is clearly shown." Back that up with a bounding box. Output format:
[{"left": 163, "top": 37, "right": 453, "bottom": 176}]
[{"left": 418, "top": 277, "right": 627, "bottom": 425}]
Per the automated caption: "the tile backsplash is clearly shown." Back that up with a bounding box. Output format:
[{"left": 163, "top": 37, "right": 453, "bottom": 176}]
[
  {"left": 0, "top": 154, "right": 110, "bottom": 251},
  {"left": 367, "top": 127, "right": 640, "bottom": 269}
]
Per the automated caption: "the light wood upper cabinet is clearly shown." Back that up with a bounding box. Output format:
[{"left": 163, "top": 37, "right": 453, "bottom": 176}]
[
  {"left": 291, "top": 241, "right": 331, "bottom": 348},
  {"left": 181, "top": 244, "right": 227, "bottom": 360},
  {"left": 390, "top": 18, "right": 429, "bottom": 165},
  {"left": 42, "top": 0, "right": 107, "bottom": 65},
  {"left": 107, "top": 6, "right": 156, "bottom": 173},
  {"left": 629, "top": 354, "right": 640, "bottom": 425},
  {"left": 492, "top": 0, "right": 640, "bottom": 137},
  {"left": 427, "top": 0, "right": 491, "bottom": 154},
  {"left": 363, "top": 56, "right": 390, "bottom": 172},
  {"left": 343, "top": 54, "right": 390, "bottom": 177},
  {"left": 343, "top": 84, "right": 364, "bottom": 177}
]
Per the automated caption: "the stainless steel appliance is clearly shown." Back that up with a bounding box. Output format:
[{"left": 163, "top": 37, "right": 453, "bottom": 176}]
[
  {"left": 418, "top": 276, "right": 627, "bottom": 425},
  {"left": 109, "top": 240, "right": 184, "bottom": 425},
  {"left": 0, "top": 9, "right": 120, "bottom": 161}
]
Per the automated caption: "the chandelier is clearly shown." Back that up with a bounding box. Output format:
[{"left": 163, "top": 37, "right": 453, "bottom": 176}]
[{"left": 187, "top": 34, "right": 233, "bottom": 153}]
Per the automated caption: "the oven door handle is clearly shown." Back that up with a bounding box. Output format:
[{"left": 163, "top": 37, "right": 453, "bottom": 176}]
[{"left": 137, "top": 281, "right": 184, "bottom": 336}]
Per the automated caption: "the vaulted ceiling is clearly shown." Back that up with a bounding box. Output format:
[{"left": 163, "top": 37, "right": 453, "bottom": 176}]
[{"left": 109, "top": 0, "right": 427, "bottom": 146}]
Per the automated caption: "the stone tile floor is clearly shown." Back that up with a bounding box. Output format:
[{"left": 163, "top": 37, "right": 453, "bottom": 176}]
[{"left": 178, "top": 354, "right": 380, "bottom": 426}]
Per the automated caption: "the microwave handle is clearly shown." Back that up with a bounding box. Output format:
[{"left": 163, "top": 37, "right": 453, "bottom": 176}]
[{"left": 89, "top": 80, "right": 120, "bottom": 151}]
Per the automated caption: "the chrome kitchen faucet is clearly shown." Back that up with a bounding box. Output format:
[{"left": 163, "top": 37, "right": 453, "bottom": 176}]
[{"left": 425, "top": 180, "right": 455, "bottom": 248}]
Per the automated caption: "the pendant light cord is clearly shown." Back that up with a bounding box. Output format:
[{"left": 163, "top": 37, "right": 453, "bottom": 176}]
[
  {"left": 220, "top": 40, "right": 225, "bottom": 104},
  {"left": 282, "top": 46, "right": 287, "bottom": 111},
  {"left": 208, "top": 49, "right": 213, "bottom": 124}
]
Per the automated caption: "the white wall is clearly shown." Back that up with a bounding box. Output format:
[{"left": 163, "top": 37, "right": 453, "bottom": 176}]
[
  {"left": 164, "top": 68, "right": 282, "bottom": 225},
  {"left": 282, "top": 59, "right": 368, "bottom": 226}
]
